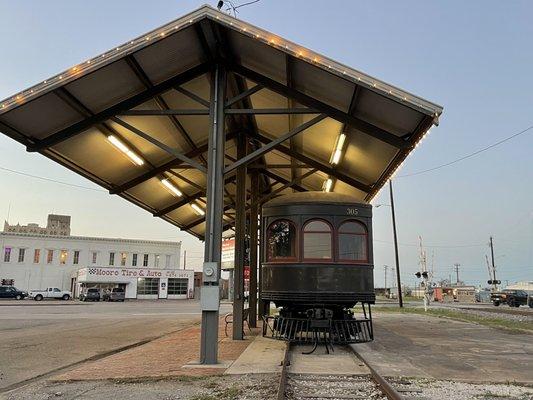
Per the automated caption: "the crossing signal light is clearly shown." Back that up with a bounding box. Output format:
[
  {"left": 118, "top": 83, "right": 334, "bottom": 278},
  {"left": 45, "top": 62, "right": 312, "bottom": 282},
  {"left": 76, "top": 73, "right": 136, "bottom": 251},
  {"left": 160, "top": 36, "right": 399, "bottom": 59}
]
[
  {"left": 422, "top": 272, "right": 428, "bottom": 279},
  {"left": 415, "top": 272, "right": 421, "bottom": 278}
]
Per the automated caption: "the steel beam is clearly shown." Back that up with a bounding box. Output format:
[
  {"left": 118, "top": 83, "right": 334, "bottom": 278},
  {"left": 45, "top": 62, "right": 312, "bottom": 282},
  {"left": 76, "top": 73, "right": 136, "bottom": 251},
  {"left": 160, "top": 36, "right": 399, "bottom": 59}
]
[
  {"left": 27, "top": 63, "right": 210, "bottom": 152},
  {"left": 119, "top": 109, "right": 209, "bottom": 116},
  {"left": 248, "top": 171, "right": 259, "bottom": 327},
  {"left": 200, "top": 64, "right": 226, "bottom": 365},
  {"left": 228, "top": 62, "right": 408, "bottom": 149},
  {"left": 253, "top": 133, "right": 372, "bottom": 193},
  {"left": 258, "top": 169, "right": 308, "bottom": 192},
  {"left": 174, "top": 86, "right": 211, "bottom": 108},
  {"left": 225, "top": 108, "right": 318, "bottom": 115},
  {"left": 224, "top": 114, "right": 327, "bottom": 175},
  {"left": 232, "top": 131, "right": 246, "bottom": 340},
  {"left": 154, "top": 174, "right": 235, "bottom": 217},
  {"left": 225, "top": 84, "right": 263, "bottom": 108},
  {"left": 111, "top": 117, "right": 207, "bottom": 173}
]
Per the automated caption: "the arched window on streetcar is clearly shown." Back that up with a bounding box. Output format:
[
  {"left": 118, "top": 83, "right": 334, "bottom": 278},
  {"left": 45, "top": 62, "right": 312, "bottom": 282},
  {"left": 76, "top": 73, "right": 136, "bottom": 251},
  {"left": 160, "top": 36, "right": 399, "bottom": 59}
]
[
  {"left": 303, "top": 220, "right": 332, "bottom": 261},
  {"left": 267, "top": 220, "right": 296, "bottom": 261},
  {"left": 338, "top": 221, "right": 368, "bottom": 262}
]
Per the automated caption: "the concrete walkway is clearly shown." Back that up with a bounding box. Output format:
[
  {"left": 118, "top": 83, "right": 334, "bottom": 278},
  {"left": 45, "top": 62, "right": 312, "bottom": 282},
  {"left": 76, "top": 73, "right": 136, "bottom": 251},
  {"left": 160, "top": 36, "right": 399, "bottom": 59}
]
[{"left": 353, "top": 312, "right": 533, "bottom": 383}]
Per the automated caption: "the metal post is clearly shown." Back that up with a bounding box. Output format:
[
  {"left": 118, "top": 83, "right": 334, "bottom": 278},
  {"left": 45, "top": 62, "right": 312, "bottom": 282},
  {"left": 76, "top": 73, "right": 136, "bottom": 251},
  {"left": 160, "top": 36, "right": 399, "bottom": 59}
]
[
  {"left": 200, "top": 64, "right": 226, "bottom": 364},
  {"left": 489, "top": 236, "right": 498, "bottom": 287},
  {"left": 233, "top": 131, "right": 246, "bottom": 340},
  {"left": 249, "top": 172, "right": 259, "bottom": 327},
  {"left": 389, "top": 179, "right": 403, "bottom": 308}
]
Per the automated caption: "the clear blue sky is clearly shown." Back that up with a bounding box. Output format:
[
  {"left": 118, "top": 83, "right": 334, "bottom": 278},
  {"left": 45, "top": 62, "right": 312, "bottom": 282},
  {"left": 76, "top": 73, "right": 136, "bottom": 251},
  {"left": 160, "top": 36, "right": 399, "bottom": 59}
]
[{"left": 0, "top": 0, "right": 532, "bottom": 286}]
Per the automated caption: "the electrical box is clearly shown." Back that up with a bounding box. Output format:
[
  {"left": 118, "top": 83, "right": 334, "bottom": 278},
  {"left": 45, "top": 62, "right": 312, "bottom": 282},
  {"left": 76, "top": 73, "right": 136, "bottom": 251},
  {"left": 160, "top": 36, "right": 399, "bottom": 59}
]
[
  {"left": 203, "top": 261, "right": 218, "bottom": 283},
  {"left": 201, "top": 285, "right": 220, "bottom": 311}
]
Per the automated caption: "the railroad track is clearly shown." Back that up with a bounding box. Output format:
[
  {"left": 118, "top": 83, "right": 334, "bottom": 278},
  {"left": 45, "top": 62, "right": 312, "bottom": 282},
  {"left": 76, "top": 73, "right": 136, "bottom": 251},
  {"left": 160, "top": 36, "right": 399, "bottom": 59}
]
[{"left": 277, "top": 343, "right": 415, "bottom": 400}]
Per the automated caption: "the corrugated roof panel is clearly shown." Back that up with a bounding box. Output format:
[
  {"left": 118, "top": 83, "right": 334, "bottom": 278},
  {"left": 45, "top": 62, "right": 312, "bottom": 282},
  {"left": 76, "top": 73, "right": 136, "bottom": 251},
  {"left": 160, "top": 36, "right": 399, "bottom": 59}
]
[
  {"left": 65, "top": 59, "right": 146, "bottom": 114},
  {"left": 291, "top": 58, "right": 355, "bottom": 113},
  {"left": 0, "top": 93, "right": 84, "bottom": 140},
  {"left": 132, "top": 26, "right": 205, "bottom": 85}
]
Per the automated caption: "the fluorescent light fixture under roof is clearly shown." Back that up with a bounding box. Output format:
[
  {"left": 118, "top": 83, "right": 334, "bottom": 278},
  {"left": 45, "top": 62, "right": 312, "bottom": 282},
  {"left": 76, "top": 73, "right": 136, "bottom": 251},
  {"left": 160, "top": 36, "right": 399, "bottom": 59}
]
[
  {"left": 190, "top": 203, "right": 205, "bottom": 216},
  {"left": 330, "top": 133, "right": 346, "bottom": 165},
  {"left": 161, "top": 178, "right": 183, "bottom": 197},
  {"left": 323, "top": 178, "right": 333, "bottom": 192},
  {"left": 107, "top": 135, "right": 144, "bottom": 166}
]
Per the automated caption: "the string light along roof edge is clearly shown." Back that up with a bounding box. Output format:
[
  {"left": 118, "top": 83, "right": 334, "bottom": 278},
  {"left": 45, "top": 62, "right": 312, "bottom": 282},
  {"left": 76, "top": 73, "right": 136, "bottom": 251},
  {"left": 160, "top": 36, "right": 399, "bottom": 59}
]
[{"left": 0, "top": 5, "right": 442, "bottom": 120}]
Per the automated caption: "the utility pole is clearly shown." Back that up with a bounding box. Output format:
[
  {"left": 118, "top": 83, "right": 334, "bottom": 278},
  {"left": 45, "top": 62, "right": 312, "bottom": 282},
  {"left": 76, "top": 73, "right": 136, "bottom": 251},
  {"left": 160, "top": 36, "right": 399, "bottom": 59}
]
[
  {"left": 389, "top": 179, "right": 403, "bottom": 308},
  {"left": 384, "top": 265, "right": 388, "bottom": 290},
  {"left": 454, "top": 263, "right": 460, "bottom": 284},
  {"left": 489, "top": 236, "right": 498, "bottom": 285},
  {"left": 183, "top": 250, "right": 187, "bottom": 270}
]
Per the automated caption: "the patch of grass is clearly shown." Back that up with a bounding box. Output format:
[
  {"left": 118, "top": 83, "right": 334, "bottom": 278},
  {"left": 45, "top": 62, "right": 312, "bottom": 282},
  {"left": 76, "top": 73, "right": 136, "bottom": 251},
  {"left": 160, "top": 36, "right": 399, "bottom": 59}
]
[{"left": 375, "top": 306, "right": 533, "bottom": 333}]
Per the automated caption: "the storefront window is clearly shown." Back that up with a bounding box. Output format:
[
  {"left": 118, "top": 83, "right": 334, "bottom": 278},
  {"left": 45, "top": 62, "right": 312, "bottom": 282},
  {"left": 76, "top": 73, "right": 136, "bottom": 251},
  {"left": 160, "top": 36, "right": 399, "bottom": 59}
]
[
  {"left": 137, "top": 278, "right": 159, "bottom": 295},
  {"left": 267, "top": 220, "right": 296, "bottom": 261},
  {"left": 168, "top": 278, "right": 188, "bottom": 295},
  {"left": 303, "top": 220, "right": 332, "bottom": 260},
  {"left": 338, "top": 221, "right": 367, "bottom": 262}
]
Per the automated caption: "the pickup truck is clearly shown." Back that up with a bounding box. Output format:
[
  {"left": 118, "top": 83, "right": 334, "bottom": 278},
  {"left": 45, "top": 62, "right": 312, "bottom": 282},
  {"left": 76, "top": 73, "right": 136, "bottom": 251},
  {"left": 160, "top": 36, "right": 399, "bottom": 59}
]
[
  {"left": 29, "top": 287, "right": 72, "bottom": 301},
  {"left": 491, "top": 290, "right": 531, "bottom": 308}
]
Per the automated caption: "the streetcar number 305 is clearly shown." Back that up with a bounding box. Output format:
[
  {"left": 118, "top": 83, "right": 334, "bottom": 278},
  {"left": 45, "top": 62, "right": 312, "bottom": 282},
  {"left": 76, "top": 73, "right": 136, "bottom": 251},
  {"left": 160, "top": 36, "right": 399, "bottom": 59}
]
[{"left": 346, "top": 208, "right": 359, "bottom": 216}]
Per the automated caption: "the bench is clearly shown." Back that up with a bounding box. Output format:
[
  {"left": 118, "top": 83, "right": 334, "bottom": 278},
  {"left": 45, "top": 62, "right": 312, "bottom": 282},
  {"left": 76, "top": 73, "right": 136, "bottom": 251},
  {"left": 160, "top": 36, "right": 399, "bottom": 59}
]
[{"left": 224, "top": 308, "right": 252, "bottom": 337}]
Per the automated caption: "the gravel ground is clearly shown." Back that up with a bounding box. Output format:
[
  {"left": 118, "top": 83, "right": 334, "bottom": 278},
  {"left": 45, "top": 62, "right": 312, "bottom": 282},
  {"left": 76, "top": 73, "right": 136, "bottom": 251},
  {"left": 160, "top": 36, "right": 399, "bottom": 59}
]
[
  {"left": 1, "top": 374, "right": 279, "bottom": 400},
  {"left": 286, "top": 374, "right": 387, "bottom": 400},
  {"left": 391, "top": 377, "right": 533, "bottom": 400},
  {"left": 437, "top": 306, "right": 533, "bottom": 323}
]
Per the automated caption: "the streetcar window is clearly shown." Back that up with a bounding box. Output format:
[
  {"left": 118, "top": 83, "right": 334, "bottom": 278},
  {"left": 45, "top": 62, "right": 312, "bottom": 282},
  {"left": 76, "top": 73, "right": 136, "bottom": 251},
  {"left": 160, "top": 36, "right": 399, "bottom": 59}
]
[
  {"left": 338, "top": 221, "right": 367, "bottom": 262},
  {"left": 267, "top": 220, "right": 296, "bottom": 261},
  {"left": 303, "top": 220, "right": 332, "bottom": 260}
]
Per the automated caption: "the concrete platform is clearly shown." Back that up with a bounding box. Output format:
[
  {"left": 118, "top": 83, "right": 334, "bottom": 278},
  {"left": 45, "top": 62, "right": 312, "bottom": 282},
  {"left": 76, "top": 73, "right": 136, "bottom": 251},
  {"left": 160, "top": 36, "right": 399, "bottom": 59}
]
[
  {"left": 289, "top": 344, "right": 369, "bottom": 375},
  {"left": 353, "top": 312, "right": 533, "bottom": 383},
  {"left": 225, "top": 336, "right": 286, "bottom": 374}
]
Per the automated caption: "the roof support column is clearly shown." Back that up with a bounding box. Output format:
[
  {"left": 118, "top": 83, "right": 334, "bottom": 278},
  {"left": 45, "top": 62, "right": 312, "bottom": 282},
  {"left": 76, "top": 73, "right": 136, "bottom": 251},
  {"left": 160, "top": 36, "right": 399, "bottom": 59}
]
[
  {"left": 232, "top": 131, "right": 247, "bottom": 340},
  {"left": 248, "top": 171, "right": 259, "bottom": 328},
  {"left": 200, "top": 64, "right": 226, "bottom": 365}
]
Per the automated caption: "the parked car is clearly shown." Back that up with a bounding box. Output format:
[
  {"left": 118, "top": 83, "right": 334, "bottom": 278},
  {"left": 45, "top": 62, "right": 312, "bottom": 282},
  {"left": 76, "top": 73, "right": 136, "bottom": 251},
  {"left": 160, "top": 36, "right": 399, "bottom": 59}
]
[
  {"left": 491, "top": 290, "right": 530, "bottom": 307},
  {"left": 79, "top": 288, "right": 102, "bottom": 302},
  {"left": 29, "top": 287, "right": 71, "bottom": 301},
  {"left": 102, "top": 287, "right": 125, "bottom": 302},
  {"left": 0, "top": 285, "right": 28, "bottom": 300}
]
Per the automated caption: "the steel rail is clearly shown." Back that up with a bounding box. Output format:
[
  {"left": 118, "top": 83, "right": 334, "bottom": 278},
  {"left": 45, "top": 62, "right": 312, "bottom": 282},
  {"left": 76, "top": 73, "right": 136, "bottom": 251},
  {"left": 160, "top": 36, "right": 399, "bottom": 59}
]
[
  {"left": 350, "top": 346, "right": 405, "bottom": 400},
  {"left": 276, "top": 341, "right": 292, "bottom": 400}
]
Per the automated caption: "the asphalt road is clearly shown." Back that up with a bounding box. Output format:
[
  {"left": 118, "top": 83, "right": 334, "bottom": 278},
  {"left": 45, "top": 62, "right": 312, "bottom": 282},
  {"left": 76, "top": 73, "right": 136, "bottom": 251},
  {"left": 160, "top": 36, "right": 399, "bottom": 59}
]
[{"left": 0, "top": 299, "right": 231, "bottom": 392}]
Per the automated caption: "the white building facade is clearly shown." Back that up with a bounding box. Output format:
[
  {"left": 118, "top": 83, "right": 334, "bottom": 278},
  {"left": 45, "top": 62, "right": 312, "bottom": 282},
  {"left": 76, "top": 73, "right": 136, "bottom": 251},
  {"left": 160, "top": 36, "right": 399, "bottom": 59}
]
[{"left": 0, "top": 215, "right": 191, "bottom": 299}]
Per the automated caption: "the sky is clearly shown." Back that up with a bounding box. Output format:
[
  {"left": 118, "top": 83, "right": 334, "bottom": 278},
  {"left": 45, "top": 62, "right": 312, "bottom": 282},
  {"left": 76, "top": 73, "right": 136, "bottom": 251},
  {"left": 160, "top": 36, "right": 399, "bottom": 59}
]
[{"left": 0, "top": 0, "right": 532, "bottom": 287}]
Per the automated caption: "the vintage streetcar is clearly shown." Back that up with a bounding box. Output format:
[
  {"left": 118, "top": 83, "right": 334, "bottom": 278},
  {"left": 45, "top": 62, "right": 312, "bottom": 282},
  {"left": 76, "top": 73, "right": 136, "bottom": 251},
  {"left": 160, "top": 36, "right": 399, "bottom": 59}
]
[{"left": 261, "top": 191, "right": 375, "bottom": 347}]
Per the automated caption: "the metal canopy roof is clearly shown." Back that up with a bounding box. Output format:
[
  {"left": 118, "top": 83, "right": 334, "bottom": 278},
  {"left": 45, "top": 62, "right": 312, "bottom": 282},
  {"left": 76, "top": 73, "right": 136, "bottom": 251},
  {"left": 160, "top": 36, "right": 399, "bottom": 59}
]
[{"left": 0, "top": 5, "right": 443, "bottom": 240}]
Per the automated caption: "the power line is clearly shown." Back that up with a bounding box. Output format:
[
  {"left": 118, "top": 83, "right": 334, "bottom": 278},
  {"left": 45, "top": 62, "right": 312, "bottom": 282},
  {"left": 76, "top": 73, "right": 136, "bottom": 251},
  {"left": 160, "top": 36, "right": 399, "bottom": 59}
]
[
  {"left": 0, "top": 165, "right": 106, "bottom": 193},
  {"left": 397, "top": 124, "right": 533, "bottom": 178},
  {"left": 373, "top": 238, "right": 486, "bottom": 248}
]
